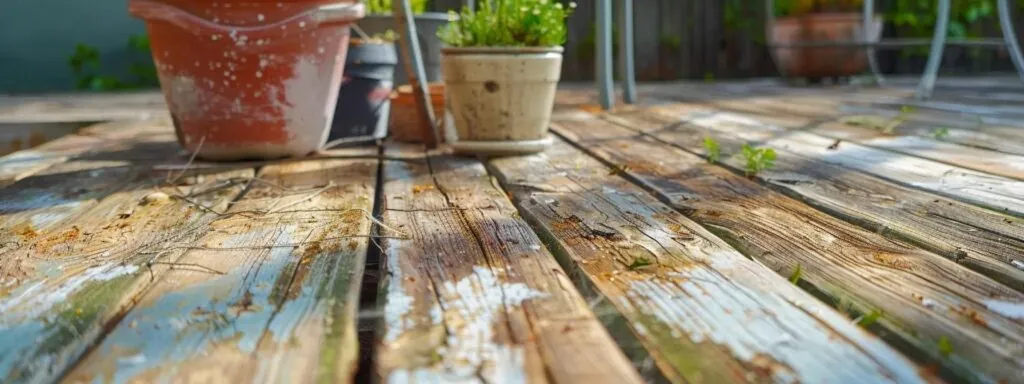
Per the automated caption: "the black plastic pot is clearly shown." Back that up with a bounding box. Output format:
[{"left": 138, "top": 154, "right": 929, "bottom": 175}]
[
  {"left": 359, "top": 13, "right": 450, "bottom": 84},
  {"left": 328, "top": 39, "right": 398, "bottom": 145}
]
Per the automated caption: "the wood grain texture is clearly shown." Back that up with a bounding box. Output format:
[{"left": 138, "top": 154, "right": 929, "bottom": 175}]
[
  {"left": 64, "top": 150, "right": 378, "bottom": 384},
  {"left": 0, "top": 118, "right": 168, "bottom": 189},
  {"left": 634, "top": 102, "right": 1024, "bottom": 218},
  {"left": 376, "top": 144, "right": 642, "bottom": 384},
  {"left": 0, "top": 142, "right": 253, "bottom": 383},
  {"left": 552, "top": 116, "right": 1024, "bottom": 384},
  {"left": 603, "top": 108, "right": 1024, "bottom": 291},
  {"left": 0, "top": 92, "right": 166, "bottom": 124},
  {"left": 487, "top": 139, "right": 934, "bottom": 384},
  {"left": 659, "top": 85, "right": 1024, "bottom": 176}
]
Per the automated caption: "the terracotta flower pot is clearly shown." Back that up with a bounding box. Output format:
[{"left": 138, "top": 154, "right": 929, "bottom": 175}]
[
  {"left": 389, "top": 83, "right": 446, "bottom": 143},
  {"left": 441, "top": 47, "right": 562, "bottom": 154},
  {"left": 770, "top": 13, "right": 882, "bottom": 79},
  {"left": 128, "top": 0, "right": 365, "bottom": 161}
]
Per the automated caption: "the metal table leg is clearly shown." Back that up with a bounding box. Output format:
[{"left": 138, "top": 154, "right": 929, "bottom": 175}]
[
  {"left": 392, "top": 0, "right": 440, "bottom": 147},
  {"left": 864, "top": 0, "right": 885, "bottom": 85},
  {"left": 997, "top": 0, "right": 1024, "bottom": 85},
  {"left": 596, "top": 0, "right": 614, "bottom": 110},
  {"left": 618, "top": 0, "right": 636, "bottom": 104},
  {"left": 915, "top": 0, "right": 951, "bottom": 99}
]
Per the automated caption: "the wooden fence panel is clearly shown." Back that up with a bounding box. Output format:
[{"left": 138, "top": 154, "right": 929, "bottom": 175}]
[{"left": 425, "top": 0, "right": 1024, "bottom": 81}]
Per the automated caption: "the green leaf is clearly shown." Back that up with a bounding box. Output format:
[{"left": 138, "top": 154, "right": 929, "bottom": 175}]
[
  {"left": 857, "top": 310, "right": 883, "bottom": 327},
  {"left": 937, "top": 336, "right": 953, "bottom": 357},
  {"left": 703, "top": 136, "right": 721, "bottom": 164},
  {"left": 947, "top": 21, "right": 967, "bottom": 38},
  {"left": 788, "top": 264, "right": 802, "bottom": 285},
  {"left": 628, "top": 257, "right": 653, "bottom": 271}
]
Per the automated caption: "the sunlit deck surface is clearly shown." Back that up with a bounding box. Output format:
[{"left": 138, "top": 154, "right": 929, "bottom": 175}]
[{"left": 2, "top": 76, "right": 1023, "bottom": 384}]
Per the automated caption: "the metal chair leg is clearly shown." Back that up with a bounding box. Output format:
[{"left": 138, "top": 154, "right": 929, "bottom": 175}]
[
  {"left": 864, "top": 0, "right": 885, "bottom": 85},
  {"left": 997, "top": 0, "right": 1024, "bottom": 85},
  {"left": 596, "top": 0, "right": 614, "bottom": 110},
  {"left": 916, "top": 0, "right": 951, "bottom": 100},
  {"left": 618, "top": 0, "right": 636, "bottom": 104},
  {"left": 392, "top": 0, "right": 440, "bottom": 147}
]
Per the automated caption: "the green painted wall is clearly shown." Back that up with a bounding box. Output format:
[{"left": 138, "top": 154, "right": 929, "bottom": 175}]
[{"left": 0, "top": 1, "right": 149, "bottom": 93}]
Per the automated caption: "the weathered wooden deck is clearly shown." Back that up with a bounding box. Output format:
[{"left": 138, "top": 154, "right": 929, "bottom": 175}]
[{"left": 1, "top": 77, "right": 1023, "bottom": 384}]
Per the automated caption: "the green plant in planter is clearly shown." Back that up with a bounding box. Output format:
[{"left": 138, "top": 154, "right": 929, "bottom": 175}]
[
  {"left": 438, "top": 0, "right": 575, "bottom": 47},
  {"left": 437, "top": 0, "right": 576, "bottom": 155},
  {"left": 365, "top": 0, "right": 428, "bottom": 14}
]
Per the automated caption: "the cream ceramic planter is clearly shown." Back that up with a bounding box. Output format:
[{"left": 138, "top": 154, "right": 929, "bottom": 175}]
[{"left": 441, "top": 46, "right": 562, "bottom": 154}]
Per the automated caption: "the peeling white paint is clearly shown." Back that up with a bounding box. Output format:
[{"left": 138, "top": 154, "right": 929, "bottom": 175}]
[
  {"left": 1011, "top": 259, "right": 1024, "bottom": 271},
  {"left": 386, "top": 266, "right": 547, "bottom": 383},
  {"left": 383, "top": 244, "right": 419, "bottom": 343},
  {"left": 984, "top": 300, "right": 1024, "bottom": 319},
  {"left": 0, "top": 263, "right": 138, "bottom": 326}
]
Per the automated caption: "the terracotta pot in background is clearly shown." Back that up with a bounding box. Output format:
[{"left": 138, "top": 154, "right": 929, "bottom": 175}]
[
  {"left": 441, "top": 47, "right": 562, "bottom": 148},
  {"left": 770, "top": 13, "right": 882, "bottom": 79},
  {"left": 389, "top": 83, "right": 446, "bottom": 143},
  {"left": 129, "top": 0, "right": 364, "bottom": 161}
]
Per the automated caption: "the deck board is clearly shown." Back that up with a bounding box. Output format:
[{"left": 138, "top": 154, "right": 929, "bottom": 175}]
[
  {"left": 637, "top": 103, "right": 1024, "bottom": 218},
  {"left": 0, "top": 131, "right": 253, "bottom": 383},
  {"left": 2, "top": 78, "right": 1024, "bottom": 383},
  {"left": 552, "top": 115, "right": 1024, "bottom": 384},
  {"left": 657, "top": 84, "right": 1024, "bottom": 158},
  {"left": 486, "top": 139, "right": 934, "bottom": 383},
  {"left": 64, "top": 149, "right": 378, "bottom": 384},
  {"left": 375, "top": 144, "right": 642, "bottom": 383},
  {"left": 601, "top": 108, "right": 1024, "bottom": 290}
]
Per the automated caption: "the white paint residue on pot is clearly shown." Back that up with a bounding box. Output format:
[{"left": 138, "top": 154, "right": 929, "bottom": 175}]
[
  {"left": 166, "top": 75, "right": 201, "bottom": 119},
  {"left": 280, "top": 55, "right": 332, "bottom": 150}
]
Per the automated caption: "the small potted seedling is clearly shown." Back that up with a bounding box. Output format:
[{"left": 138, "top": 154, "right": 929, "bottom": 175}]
[
  {"left": 359, "top": 0, "right": 451, "bottom": 84},
  {"left": 438, "top": 0, "right": 575, "bottom": 155}
]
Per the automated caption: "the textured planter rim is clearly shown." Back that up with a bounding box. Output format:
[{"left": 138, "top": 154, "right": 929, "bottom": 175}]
[{"left": 442, "top": 46, "right": 565, "bottom": 55}]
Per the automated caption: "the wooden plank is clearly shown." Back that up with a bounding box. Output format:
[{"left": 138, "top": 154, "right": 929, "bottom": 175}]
[
  {"left": 670, "top": 85, "right": 1024, "bottom": 160},
  {"left": 629, "top": 102, "right": 1024, "bottom": 218},
  {"left": 0, "top": 91, "right": 166, "bottom": 124},
  {"left": 552, "top": 116, "right": 1024, "bottom": 384},
  {"left": 0, "top": 118, "right": 166, "bottom": 188},
  {"left": 681, "top": 92, "right": 1024, "bottom": 181},
  {"left": 0, "top": 157, "right": 253, "bottom": 382},
  {"left": 487, "top": 137, "right": 934, "bottom": 383},
  {"left": 375, "top": 144, "right": 642, "bottom": 383},
  {"left": 831, "top": 104, "right": 1024, "bottom": 156},
  {"left": 631, "top": 0, "right": 659, "bottom": 80},
  {"left": 603, "top": 107, "right": 1024, "bottom": 291},
  {"left": 65, "top": 149, "right": 378, "bottom": 383},
  {"left": 0, "top": 118, "right": 182, "bottom": 260}
]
